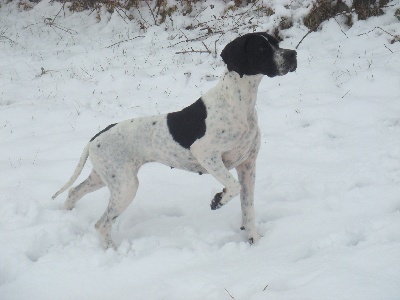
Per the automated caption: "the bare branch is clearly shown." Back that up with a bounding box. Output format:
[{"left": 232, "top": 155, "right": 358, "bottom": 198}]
[
  {"left": 175, "top": 49, "right": 210, "bottom": 54},
  {"left": 0, "top": 29, "right": 25, "bottom": 48},
  {"left": 106, "top": 35, "right": 145, "bottom": 48},
  {"left": 145, "top": 0, "right": 157, "bottom": 25},
  {"left": 224, "top": 288, "right": 235, "bottom": 300}
]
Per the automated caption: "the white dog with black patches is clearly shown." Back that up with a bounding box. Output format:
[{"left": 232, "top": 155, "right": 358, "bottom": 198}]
[{"left": 53, "top": 32, "right": 297, "bottom": 249}]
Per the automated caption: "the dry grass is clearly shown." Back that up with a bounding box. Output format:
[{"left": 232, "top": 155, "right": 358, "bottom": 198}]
[
  {"left": 14, "top": 0, "right": 395, "bottom": 35},
  {"left": 303, "top": 0, "right": 352, "bottom": 30},
  {"left": 353, "top": 0, "right": 389, "bottom": 20},
  {"left": 303, "top": 0, "right": 392, "bottom": 31}
]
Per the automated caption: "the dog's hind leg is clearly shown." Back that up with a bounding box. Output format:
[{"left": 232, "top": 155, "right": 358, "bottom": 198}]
[
  {"left": 190, "top": 142, "right": 241, "bottom": 210},
  {"left": 95, "top": 168, "right": 139, "bottom": 249},
  {"left": 64, "top": 170, "right": 105, "bottom": 210}
]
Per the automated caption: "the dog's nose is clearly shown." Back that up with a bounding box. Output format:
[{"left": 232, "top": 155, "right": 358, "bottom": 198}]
[{"left": 285, "top": 49, "right": 297, "bottom": 61}]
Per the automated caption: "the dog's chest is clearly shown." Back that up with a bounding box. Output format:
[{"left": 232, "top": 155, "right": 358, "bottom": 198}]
[
  {"left": 221, "top": 115, "right": 260, "bottom": 169},
  {"left": 145, "top": 111, "right": 259, "bottom": 172}
]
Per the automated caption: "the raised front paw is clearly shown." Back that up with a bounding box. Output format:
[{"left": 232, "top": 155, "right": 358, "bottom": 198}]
[
  {"left": 210, "top": 188, "right": 227, "bottom": 210},
  {"left": 210, "top": 191, "right": 223, "bottom": 210}
]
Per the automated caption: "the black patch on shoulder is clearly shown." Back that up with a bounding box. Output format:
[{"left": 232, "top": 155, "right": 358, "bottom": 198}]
[
  {"left": 167, "top": 98, "right": 207, "bottom": 149},
  {"left": 90, "top": 123, "right": 117, "bottom": 142}
]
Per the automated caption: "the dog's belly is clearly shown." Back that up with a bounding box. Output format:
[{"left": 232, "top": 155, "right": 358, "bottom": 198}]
[
  {"left": 157, "top": 144, "right": 257, "bottom": 174},
  {"left": 92, "top": 115, "right": 260, "bottom": 175}
]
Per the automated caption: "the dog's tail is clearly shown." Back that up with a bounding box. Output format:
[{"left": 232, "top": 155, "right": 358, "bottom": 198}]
[{"left": 52, "top": 143, "right": 90, "bottom": 200}]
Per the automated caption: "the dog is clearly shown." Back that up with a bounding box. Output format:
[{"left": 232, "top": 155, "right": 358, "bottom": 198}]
[{"left": 52, "top": 32, "right": 297, "bottom": 249}]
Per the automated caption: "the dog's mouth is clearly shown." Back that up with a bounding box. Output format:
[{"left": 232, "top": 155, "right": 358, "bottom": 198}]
[
  {"left": 289, "top": 61, "right": 297, "bottom": 72},
  {"left": 282, "top": 49, "right": 297, "bottom": 74},
  {"left": 280, "top": 61, "right": 297, "bottom": 75}
]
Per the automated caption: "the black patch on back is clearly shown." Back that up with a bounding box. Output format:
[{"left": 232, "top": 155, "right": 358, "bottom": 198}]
[
  {"left": 167, "top": 98, "right": 207, "bottom": 149},
  {"left": 90, "top": 123, "right": 117, "bottom": 142}
]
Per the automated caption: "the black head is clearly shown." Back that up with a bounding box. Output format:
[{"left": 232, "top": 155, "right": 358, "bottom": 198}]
[{"left": 220, "top": 32, "right": 297, "bottom": 78}]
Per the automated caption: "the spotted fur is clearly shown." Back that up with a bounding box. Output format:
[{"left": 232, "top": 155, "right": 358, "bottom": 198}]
[{"left": 52, "top": 32, "right": 297, "bottom": 249}]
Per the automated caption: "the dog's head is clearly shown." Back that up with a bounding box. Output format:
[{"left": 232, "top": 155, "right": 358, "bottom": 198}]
[{"left": 221, "top": 32, "right": 297, "bottom": 78}]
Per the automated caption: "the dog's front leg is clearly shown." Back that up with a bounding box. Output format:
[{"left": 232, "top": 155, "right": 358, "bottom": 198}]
[
  {"left": 190, "top": 141, "right": 241, "bottom": 210},
  {"left": 236, "top": 156, "right": 261, "bottom": 244}
]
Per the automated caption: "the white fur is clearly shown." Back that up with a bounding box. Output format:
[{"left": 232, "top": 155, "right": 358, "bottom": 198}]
[
  {"left": 53, "top": 70, "right": 262, "bottom": 249},
  {"left": 52, "top": 33, "right": 296, "bottom": 249}
]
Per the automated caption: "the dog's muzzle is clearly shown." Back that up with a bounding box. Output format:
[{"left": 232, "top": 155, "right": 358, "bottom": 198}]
[
  {"left": 278, "top": 49, "right": 297, "bottom": 75},
  {"left": 286, "top": 49, "right": 297, "bottom": 73},
  {"left": 286, "top": 50, "right": 297, "bottom": 72}
]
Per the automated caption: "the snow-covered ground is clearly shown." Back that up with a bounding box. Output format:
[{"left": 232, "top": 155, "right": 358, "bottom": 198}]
[{"left": 1, "top": 0, "right": 400, "bottom": 299}]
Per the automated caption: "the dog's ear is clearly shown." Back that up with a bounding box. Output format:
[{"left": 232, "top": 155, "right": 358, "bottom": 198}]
[
  {"left": 220, "top": 35, "right": 249, "bottom": 78},
  {"left": 221, "top": 34, "right": 266, "bottom": 77},
  {"left": 256, "top": 32, "right": 279, "bottom": 46}
]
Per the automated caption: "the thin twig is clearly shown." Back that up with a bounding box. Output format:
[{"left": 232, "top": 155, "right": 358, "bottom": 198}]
[
  {"left": 80, "top": 67, "right": 92, "bottom": 78},
  {"left": 214, "top": 32, "right": 225, "bottom": 57},
  {"left": 358, "top": 26, "right": 400, "bottom": 39},
  {"left": 187, "top": 0, "right": 261, "bottom": 33},
  {"left": 358, "top": 26, "right": 400, "bottom": 45},
  {"left": 297, "top": 4, "right": 396, "bottom": 49},
  {"left": 106, "top": 35, "right": 145, "bottom": 48},
  {"left": 193, "top": 6, "right": 209, "bottom": 23},
  {"left": 358, "top": 27, "right": 378, "bottom": 36},
  {"left": 145, "top": 0, "right": 157, "bottom": 25},
  {"left": 135, "top": 5, "right": 151, "bottom": 28},
  {"left": 224, "top": 288, "right": 235, "bottom": 300},
  {"left": 0, "top": 29, "right": 25, "bottom": 48},
  {"left": 168, "top": 32, "right": 223, "bottom": 48},
  {"left": 333, "top": 17, "right": 348, "bottom": 38},
  {"left": 297, "top": 8, "right": 355, "bottom": 49},
  {"left": 341, "top": 90, "right": 350, "bottom": 99},
  {"left": 201, "top": 41, "right": 211, "bottom": 53},
  {"left": 179, "top": 29, "right": 189, "bottom": 41},
  {"left": 44, "top": 17, "right": 77, "bottom": 34},
  {"left": 232, "top": 0, "right": 261, "bottom": 22},
  {"left": 115, "top": 7, "right": 128, "bottom": 24},
  {"left": 384, "top": 44, "right": 393, "bottom": 53},
  {"left": 379, "top": 26, "right": 396, "bottom": 38},
  {"left": 0, "top": 34, "right": 18, "bottom": 45},
  {"left": 295, "top": 22, "right": 320, "bottom": 49},
  {"left": 51, "top": 0, "right": 67, "bottom": 25},
  {"left": 175, "top": 49, "right": 211, "bottom": 54},
  {"left": 22, "top": 21, "right": 42, "bottom": 30}
]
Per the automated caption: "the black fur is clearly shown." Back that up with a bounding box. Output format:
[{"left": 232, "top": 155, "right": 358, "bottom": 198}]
[
  {"left": 211, "top": 191, "right": 223, "bottom": 210},
  {"left": 220, "top": 32, "right": 280, "bottom": 78},
  {"left": 167, "top": 98, "right": 207, "bottom": 149},
  {"left": 90, "top": 123, "right": 117, "bottom": 142}
]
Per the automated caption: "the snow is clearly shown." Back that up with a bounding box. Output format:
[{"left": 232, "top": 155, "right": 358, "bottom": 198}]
[{"left": 1, "top": 0, "right": 400, "bottom": 299}]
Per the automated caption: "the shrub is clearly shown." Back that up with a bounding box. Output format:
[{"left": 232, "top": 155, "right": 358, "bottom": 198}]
[{"left": 303, "top": 0, "right": 392, "bottom": 31}]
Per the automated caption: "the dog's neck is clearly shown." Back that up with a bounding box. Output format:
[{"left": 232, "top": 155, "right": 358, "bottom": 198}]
[{"left": 219, "top": 69, "right": 263, "bottom": 109}]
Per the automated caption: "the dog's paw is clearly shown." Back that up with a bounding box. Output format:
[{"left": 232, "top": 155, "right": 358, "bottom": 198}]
[
  {"left": 248, "top": 232, "right": 262, "bottom": 244},
  {"left": 210, "top": 192, "right": 223, "bottom": 210},
  {"left": 210, "top": 188, "right": 227, "bottom": 210},
  {"left": 64, "top": 190, "right": 76, "bottom": 210},
  {"left": 64, "top": 200, "right": 75, "bottom": 210},
  {"left": 105, "top": 241, "right": 117, "bottom": 251}
]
